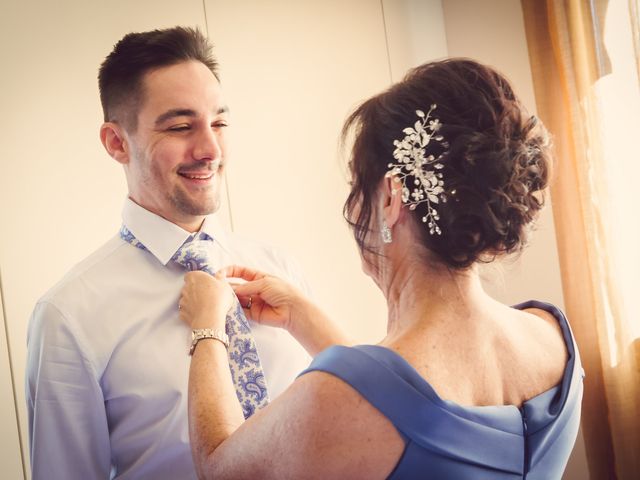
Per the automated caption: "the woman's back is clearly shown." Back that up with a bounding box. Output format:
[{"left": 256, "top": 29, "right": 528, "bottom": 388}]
[
  {"left": 383, "top": 299, "right": 569, "bottom": 409},
  {"left": 302, "top": 301, "right": 583, "bottom": 479}
]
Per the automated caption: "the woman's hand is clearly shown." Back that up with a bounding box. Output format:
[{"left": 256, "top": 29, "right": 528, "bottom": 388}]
[
  {"left": 224, "top": 265, "right": 305, "bottom": 332},
  {"left": 225, "top": 265, "right": 351, "bottom": 356},
  {"left": 179, "top": 270, "right": 236, "bottom": 330}
]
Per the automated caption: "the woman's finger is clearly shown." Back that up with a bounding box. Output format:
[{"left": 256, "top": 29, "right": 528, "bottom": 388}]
[
  {"left": 231, "top": 278, "right": 267, "bottom": 297},
  {"left": 224, "top": 265, "right": 267, "bottom": 282},
  {"left": 236, "top": 295, "right": 253, "bottom": 310}
]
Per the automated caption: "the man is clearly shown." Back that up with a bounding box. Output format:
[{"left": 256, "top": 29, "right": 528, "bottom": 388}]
[{"left": 26, "top": 26, "right": 310, "bottom": 479}]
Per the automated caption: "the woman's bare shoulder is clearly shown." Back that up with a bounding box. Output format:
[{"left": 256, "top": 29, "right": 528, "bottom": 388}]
[
  {"left": 510, "top": 306, "right": 569, "bottom": 398},
  {"left": 520, "top": 306, "right": 568, "bottom": 358}
]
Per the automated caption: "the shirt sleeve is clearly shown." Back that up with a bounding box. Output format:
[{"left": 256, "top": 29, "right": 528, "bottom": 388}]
[{"left": 26, "top": 301, "right": 112, "bottom": 480}]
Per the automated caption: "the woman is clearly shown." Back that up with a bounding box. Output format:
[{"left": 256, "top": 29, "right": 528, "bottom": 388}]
[{"left": 179, "top": 59, "right": 583, "bottom": 479}]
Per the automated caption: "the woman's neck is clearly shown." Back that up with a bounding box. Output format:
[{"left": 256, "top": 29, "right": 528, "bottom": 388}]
[{"left": 380, "top": 255, "right": 495, "bottom": 341}]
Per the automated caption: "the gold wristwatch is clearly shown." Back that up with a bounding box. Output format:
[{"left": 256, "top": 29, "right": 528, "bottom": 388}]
[{"left": 189, "top": 328, "right": 229, "bottom": 355}]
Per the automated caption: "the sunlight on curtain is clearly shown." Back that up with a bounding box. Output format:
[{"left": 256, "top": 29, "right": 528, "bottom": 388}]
[{"left": 595, "top": 0, "right": 640, "bottom": 364}]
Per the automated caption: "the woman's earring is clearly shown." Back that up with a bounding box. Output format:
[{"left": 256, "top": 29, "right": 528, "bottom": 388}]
[{"left": 381, "top": 220, "right": 393, "bottom": 244}]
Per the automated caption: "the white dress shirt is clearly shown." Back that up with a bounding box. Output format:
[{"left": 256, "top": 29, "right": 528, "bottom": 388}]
[{"left": 26, "top": 199, "right": 311, "bottom": 480}]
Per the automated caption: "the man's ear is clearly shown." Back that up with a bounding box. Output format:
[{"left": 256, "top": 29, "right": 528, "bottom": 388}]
[
  {"left": 100, "top": 122, "right": 130, "bottom": 165},
  {"left": 382, "top": 174, "right": 403, "bottom": 228}
]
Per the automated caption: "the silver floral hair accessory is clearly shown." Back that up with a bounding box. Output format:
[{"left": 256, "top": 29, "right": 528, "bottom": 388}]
[{"left": 386, "top": 104, "right": 447, "bottom": 235}]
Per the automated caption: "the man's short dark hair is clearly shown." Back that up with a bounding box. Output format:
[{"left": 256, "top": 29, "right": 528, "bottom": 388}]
[{"left": 98, "top": 26, "right": 219, "bottom": 131}]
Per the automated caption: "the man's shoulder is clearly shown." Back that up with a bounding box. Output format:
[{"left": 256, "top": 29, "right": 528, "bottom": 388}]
[{"left": 39, "top": 234, "right": 128, "bottom": 306}]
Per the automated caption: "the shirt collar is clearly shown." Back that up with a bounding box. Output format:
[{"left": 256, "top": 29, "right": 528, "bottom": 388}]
[{"left": 121, "top": 198, "right": 231, "bottom": 265}]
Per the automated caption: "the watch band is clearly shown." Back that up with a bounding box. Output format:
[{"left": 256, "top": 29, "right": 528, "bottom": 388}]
[{"left": 190, "top": 328, "right": 230, "bottom": 355}]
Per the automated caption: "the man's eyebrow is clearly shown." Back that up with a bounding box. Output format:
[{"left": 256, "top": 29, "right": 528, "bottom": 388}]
[
  {"left": 154, "top": 106, "right": 230, "bottom": 126},
  {"left": 155, "top": 109, "right": 197, "bottom": 126}
]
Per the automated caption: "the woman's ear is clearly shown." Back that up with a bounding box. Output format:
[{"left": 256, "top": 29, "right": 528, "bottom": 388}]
[
  {"left": 382, "top": 174, "right": 403, "bottom": 228},
  {"left": 100, "top": 122, "right": 130, "bottom": 165}
]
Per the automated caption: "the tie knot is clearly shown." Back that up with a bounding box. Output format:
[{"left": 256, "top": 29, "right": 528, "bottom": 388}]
[{"left": 172, "top": 232, "right": 216, "bottom": 274}]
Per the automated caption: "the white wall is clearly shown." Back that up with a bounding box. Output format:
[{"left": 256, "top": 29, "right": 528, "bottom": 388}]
[
  {"left": 382, "top": 0, "right": 449, "bottom": 80},
  {"left": 0, "top": 1, "right": 587, "bottom": 478}
]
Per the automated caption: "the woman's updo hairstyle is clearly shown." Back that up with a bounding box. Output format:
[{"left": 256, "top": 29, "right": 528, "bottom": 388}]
[{"left": 343, "top": 58, "right": 551, "bottom": 269}]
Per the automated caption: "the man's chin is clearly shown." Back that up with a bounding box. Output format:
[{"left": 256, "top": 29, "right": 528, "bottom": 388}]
[{"left": 173, "top": 194, "right": 220, "bottom": 217}]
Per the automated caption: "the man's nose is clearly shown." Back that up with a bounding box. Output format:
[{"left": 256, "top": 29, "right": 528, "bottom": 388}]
[{"left": 193, "top": 127, "right": 222, "bottom": 161}]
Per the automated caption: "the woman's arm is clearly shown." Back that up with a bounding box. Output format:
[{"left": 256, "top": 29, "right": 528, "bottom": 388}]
[
  {"left": 187, "top": 336, "right": 245, "bottom": 478},
  {"left": 179, "top": 270, "right": 245, "bottom": 477},
  {"left": 191, "top": 370, "right": 405, "bottom": 479},
  {"left": 179, "top": 269, "right": 404, "bottom": 479}
]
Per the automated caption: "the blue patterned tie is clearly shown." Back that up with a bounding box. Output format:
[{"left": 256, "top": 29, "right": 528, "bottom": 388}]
[{"left": 120, "top": 225, "right": 269, "bottom": 418}]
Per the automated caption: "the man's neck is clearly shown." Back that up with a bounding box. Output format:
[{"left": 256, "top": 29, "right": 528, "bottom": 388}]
[{"left": 128, "top": 196, "right": 205, "bottom": 233}]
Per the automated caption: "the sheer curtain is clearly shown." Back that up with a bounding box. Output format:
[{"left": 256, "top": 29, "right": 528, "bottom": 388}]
[{"left": 521, "top": 0, "right": 640, "bottom": 478}]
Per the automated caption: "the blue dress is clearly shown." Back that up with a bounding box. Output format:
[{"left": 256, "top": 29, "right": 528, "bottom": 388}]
[{"left": 300, "top": 301, "right": 583, "bottom": 479}]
